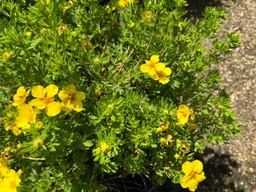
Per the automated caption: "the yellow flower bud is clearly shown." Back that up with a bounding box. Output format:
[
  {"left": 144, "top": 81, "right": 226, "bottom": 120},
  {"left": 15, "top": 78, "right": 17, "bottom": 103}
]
[
  {"left": 35, "top": 122, "right": 44, "bottom": 129},
  {"left": 33, "top": 138, "right": 44, "bottom": 149},
  {"left": 100, "top": 142, "right": 110, "bottom": 153},
  {"left": 68, "top": 1, "right": 75, "bottom": 6},
  {"left": 3, "top": 52, "right": 12, "bottom": 60},
  {"left": 174, "top": 153, "right": 180, "bottom": 159},
  {"left": 159, "top": 138, "right": 167, "bottom": 145},
  {"left": 95, "top": 89, "right": 101, "bottom": 96},
  {"left": 156, "top": 127, "right": 163, "bottom": 133},
  {"left": 26, "top": 31, "right": 32, "bottom": 37},
  {"left": 17, "top": 144, "right": 22, "bottom": 149}
]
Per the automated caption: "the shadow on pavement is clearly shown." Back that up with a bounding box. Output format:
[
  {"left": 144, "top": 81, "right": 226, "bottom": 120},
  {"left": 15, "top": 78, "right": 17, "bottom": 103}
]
[{"left": 185, "top": 0, "right": 236, "bottom": 20}]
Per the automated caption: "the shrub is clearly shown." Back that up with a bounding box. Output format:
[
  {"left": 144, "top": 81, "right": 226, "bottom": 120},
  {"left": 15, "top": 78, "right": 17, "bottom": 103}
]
[{"left": 0, "top": 0, "right": 241, "bottom": 191}]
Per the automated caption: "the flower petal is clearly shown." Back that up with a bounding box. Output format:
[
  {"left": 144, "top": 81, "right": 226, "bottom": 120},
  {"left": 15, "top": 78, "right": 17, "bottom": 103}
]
[
  {"left": 195, "top": 172, "right": 206, "bottom": 182},
  {"left": 150, "top": 55, "right": 159, "bottom": 63},
  {"left": 61, "top": 102, "right": 71, "bottom": 111},
  {"left": 182, "top": 161, "right": 193, "bottom": 174},
  {"left": 72, "top": 101, "right": 83, "bottom": 112},
  {"left": 32, "top": 85, "right": 45, "bottom": 98},
  {"left": 155, "top": 63, "right": 165, "bottom": 71},
  {"left": 66, "top": 84, "right": 76, "bottom": 95},
  {"left": 58, "top": 90, "right": 69, "bottom": 102},
  {"left": 46, "top": 102, "right": 61, "bottom": 116},
  {"left": 159, "top": 76, "right": 169, "bottom": 84},
  {"left": 140, "top": 64, "right": 150, "bottom": 73},
  {"left": 75, "top": 92, "right": 86, "bottom": 101},
  {"left": 31, "top": 99, "right": 46, "bottom": 109},
  {"left": 162, "top": 67, "right": 172, "bottom": 76},
  {"left": 188, "top": 179, "right": 199, "bottom": 192},
  {"left": 16, "top": 86, "right": 26, "bottom": 95},
  {"left": 192, "top": 160, "right": 204, "bottom": 173},
  {"left": 45, "top": 84, "right": 58, "bottom": 97},
  {"left": 149, "top": 69, "right": 159, "bottom": 80},
  {"left": 180, "top": 174, "right": 190, "bottom": 189}
]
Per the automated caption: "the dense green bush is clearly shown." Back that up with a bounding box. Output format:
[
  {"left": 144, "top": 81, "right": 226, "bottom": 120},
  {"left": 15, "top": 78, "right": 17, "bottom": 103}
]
[{"left": 0, "top": 0, "right": 241, "bottom": 191}]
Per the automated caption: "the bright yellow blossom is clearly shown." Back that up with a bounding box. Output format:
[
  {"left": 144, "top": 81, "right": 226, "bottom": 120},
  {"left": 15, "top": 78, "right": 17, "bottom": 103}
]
[
  {"left": 15, "top": 103, "right": 37, "bottom": 129},
  {"left": 58, "top": 84, "right": 86, "bottom": 112},
  {"left": 31, "top": 84, "right": 61, "bottom": 116},
  {"left": 156, "top": 122, "right": 169, "bottom": 132},
  {"left": 140, "top": 55, "right": 163, "bottom": 74},
  {"left": 119, "top": 0, "right": 134, "bottom": 7},
  {"left": 12, "top": 86, "right": 30, "bottom": 106},
  {"left": 0, "top": 158, "right": 6, "bottom": 169},
  {"left": 100, "top": 142, "right": 110, "bottom": 153},
  {"left": 176, "top": 104, "right": 190, "bottom": 125},
  {"left": 180, "top": 160, "right": 206, "bottom": 191},
  {"left": 0, "top": 169, "right": 22, "bottom": 192},
  {"left": 140, "top": 55, "right": 172, "bottom": 84},
  {"left": 45, "top": 0, "right": 50, "bottom": 4},
  {"left": 155, "top": 68, "right": 172, "bottom": 84}
]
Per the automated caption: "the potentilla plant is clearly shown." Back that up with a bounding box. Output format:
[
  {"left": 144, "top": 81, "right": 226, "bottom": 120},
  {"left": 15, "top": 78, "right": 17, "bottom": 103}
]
[{"left": 0, "top": 0, "right": 241, "bottom": 191}]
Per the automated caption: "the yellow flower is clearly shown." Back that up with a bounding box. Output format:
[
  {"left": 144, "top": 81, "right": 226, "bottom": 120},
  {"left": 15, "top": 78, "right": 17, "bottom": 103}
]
[
  {"left": 33, "top": 138, "right": 44, "bottom": 149},
  {"left": 4, "top": 121, "right": 22, "bottom": 136},
  {"left": 3, "top": 52, "right": 12, "bottom": 60},
  {"left": 174, "top": 153, "right": 180, "bottom": 159},
  {"left": 140, "top": 55, "right": 172, "bottom": 84},
  {"left": 17, "top": 144, "right": 22, "bottom": 149},
  {"left": 12, "top": 86, "right": 30, "bottom": 106},
  {"left": 159, "top": 137, "right": 167, "bottom": 145},
  {"left": 176, "top": 104, "right": 190, "bottom": 125},
  {"left": 25, "top": 31, "right": 32, "bottom": 37},
  {"left": 156, "top": 127, "right": 163, "bottom": 133},
  {"left": 160, "top": 122, "right": 169, "bottom": 130},
  {"left": 81, "top": 39, "right": 92, "bottom": 49},
  {"left": 0, "top": 169, "right": 22, "bottom": 192},
  {"left": 156, "top": 121, "right": 169, "bottom": 132},
  {"left": 58, "top": 23, "right": 67, "bottom": 34},
  {"left": 180, "top": 160, "right": 206, "bottom": 191},
  {"left": 68, "top": 0, "right": 75, "bottom": 6},
  {"left": 105, "top": 5, "right": 116, "bottom": 12},
  {"left": 140, "top": 55, "right": 163, "bottom": 74},
  {"left": 100, "top": 142, "right": 110, "bottom": 153},
  {"left": 40, "top": 28, "right": 50, "bottom": 33},
  {"left": 0, "top": 158, "right": 6, "bottom": 169},
  {"left": 58, "top": 84, "right": 86, "bottom": 112},
  {"left": 0, "top": 166, "right": 8, "bottom": 180},
  {"left": 142, "top": 11, "right": 152, "bottom": 20},
  {"left": 156, "top": 67, "right": 172, "bottom": 84},
  {"left": 15, "top": 103, "right": 37, "bottom": 129},
  {"left": 31, "top": 84, "right": 61, "bottom": 116},
  {"left": 35, "top": 122, "right": 44, "bottom": 129},
  {"left": 119, "top": 0, "right": 134, "bottom": 7},
  {"left": 45, "top": 0, "right": 50, "bottom": 4}
]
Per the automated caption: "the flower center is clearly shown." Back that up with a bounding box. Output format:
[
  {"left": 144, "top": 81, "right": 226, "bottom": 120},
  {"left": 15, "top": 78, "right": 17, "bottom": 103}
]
[
  {"left": 149, "top": 62, "right": 156, "bottom": 68},
  {"left": 189, "top": 171, "right": 196, "bottom": 180},
  {"left": 43, "top": 97, "right": 53, "bottom": 105}
]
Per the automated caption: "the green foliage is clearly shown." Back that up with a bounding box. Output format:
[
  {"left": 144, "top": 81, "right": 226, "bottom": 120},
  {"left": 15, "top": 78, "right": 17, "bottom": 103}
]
[{"left": 0, "top": 0, "right": 241, "bottom": 191}]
